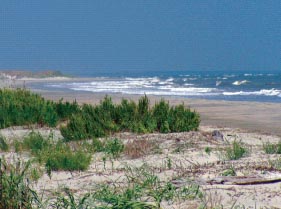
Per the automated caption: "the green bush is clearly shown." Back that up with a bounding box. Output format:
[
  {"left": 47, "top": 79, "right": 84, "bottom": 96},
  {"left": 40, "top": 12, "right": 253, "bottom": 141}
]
[
  {"left": 22, "top": 131, "right": 51, "bottom": 155},
  {"left": 104, "top": 138, "right": 124, "bottom": 159},
  {"left": 56, "top": 98, "right": 80, "bottom": 120},
  {"left": 45, "top": 143, "right": 91, "bottom": 172},
  {"left": 0, "top": 89, "right": 79, "bottom": 128},
  {"left": 15, "top": 132, "right": 92, "bottom": 172},
  {"left": 61, "top": 96, "right": 200, "bottom": 141}
]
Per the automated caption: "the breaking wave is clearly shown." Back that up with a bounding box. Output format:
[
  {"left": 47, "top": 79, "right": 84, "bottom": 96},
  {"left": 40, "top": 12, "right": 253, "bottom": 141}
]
[
  {"left": 223, "top": 89, "right": 281, "bottom": 97},
  {"left": 232, "top": 80, "right": 249, "bottom": 86}
]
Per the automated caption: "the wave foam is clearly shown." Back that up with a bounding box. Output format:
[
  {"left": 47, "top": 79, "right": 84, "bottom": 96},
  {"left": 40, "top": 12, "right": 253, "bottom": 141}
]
[
  {"left": 223, "top": 89, "right": 281, "bottom": 97},
  {"left": 232, "top": 80, "right": 249, "bottom": 86}
]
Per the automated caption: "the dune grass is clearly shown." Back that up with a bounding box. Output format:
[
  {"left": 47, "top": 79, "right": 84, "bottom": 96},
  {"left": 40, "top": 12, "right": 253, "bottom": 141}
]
[
  {"left": 0, "top": 88, "right": 79, "bottom": 128},
  {"left": 15, "top": 132, "right": 92, "bottom": 173},
  {"left": 0, "top": 157, "right": 202, "bottom": 209},
  {"left": 224, "top": 140, "right": 247, "bottom": 160},
  {"left": 61, "top": 95, "right": 200, "bottom": 141},
  {"left": 263, "top": 141, "right": 281, "bottom": 154},
  {"left": 0, "top": 89, "right": 200, "bottom": 141}
]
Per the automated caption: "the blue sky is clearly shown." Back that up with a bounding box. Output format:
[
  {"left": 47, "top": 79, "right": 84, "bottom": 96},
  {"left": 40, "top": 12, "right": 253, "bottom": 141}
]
[{"left": 0, "top": 1, "right": 280, "bottom": 74}]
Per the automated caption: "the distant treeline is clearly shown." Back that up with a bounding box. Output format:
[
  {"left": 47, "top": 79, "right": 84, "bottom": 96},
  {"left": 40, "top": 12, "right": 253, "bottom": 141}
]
[{"left": 0, "top": 89, "right": 200, "bottom": 140}]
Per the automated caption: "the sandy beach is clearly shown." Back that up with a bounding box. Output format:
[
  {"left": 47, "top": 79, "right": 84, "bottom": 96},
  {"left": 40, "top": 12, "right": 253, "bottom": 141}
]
[{"left": 2, "top": 77, "right": 281, "bottom": 208}]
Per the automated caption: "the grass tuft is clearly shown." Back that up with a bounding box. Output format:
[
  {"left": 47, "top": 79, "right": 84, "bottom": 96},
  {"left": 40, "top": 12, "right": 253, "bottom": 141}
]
[
  {"left": 224, "top": 140, "right": 247, "bottom": 160},
  {"left": 0, "top": 134, "right": 9, "bottom": 151},
  {"left": 263, "top": 141, "right": 281, "bottom": 154}
]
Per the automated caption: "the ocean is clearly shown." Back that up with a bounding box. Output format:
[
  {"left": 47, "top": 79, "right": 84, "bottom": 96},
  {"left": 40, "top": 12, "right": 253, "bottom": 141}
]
[{"left": 31, "top": 70, "right": 281, "bottom": 103}]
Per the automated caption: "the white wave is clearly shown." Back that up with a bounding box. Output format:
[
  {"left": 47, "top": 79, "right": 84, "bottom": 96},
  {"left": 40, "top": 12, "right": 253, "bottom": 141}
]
[
  {"left": 232, "top": 80, "right": 249, "bottom": 86},
  {"left": 165, "top": 77, "right": 174, "bottom": 82},
  {"left": 216, "top": 81, "right": 222, "bottom": 86},
  {"left": 223, "top": 89, "right": 281, "bottom": 97},
  {"left": 244, "top": 73, "right": 252, "bottom": 76},
  {"left": 48, "top": 78, "right": 218, "bottom": 97}
]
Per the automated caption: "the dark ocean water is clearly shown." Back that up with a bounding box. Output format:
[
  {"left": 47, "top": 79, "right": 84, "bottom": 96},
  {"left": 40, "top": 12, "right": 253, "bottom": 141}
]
[{"left": 33, "top": 70, "right": 281, "bottom": 103}]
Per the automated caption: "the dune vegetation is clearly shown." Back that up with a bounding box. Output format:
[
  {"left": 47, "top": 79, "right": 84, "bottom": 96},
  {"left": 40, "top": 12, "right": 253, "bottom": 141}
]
[{"left": 0, "top": 88, "right": 204, "bottom": 208}]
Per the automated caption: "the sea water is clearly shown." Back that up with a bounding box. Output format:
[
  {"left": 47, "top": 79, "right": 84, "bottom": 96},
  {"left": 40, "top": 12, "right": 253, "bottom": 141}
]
[{"left": 31, "top": 70, "right": 281, "bottom": 103}]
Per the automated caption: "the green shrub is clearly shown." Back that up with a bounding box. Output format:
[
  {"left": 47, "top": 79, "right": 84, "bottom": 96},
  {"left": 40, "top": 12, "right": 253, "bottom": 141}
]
[
  {"left": 91, "top": 138, "right": 104, "bottom": 152},
  {"left": 104, "top": 138, "right": 124, "bottom": 159},
  {"left": 0, "top": 134, "right": 9, "bottom": 151},
  {"left": 0, "top": 89, "right": 81, "bottom": 129},
  {"left": 22, "top": 131, "right": 51, "bottom": 155},
  {"left": 60, "top": 114, "right": 89, "bottom": 141},
  {"left": 0, "top": 88, "right": 59, "bottom": 128},
  {"left": 61, "top": 96, "right": 200, "bottom": 141},
  {"left": 153, "top": 99, "right": 170, "bottom": 132},
  {"left": 224, "top": 140, "right": 247, "bottom": 160},
  {"left": 56, "top": 99, "right": 80, "bottom": 120},
  {"left": 45, "top": 143, "right": 91, "bottom": 172}
]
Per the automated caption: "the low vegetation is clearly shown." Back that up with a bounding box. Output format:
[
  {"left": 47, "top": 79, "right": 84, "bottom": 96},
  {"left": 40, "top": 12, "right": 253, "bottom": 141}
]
[
  {"left": 15, "top": 132, "right": 92, "bottom": 173},
  {"left": 0, "top": 89, "right": 199, "bottom": 141},
  {"left": 0, "top": 134, "right": 9, "bottom": 151},
  {"left": 0, "top": 88, "right": 79, "bottom": 128},
  {"left": 0, "top": 88, "right": 205, "bottom": 208},
  {"left": 224, "top": 140, "right": 247, "bottom": 160},
  {"left": 0, "top": 158, "right": 202, "bottom": 209},
  {"left": 61, "top": 95, "right": 200, "bottom": 141},
  {"left": 0, "top": 158, "right": 40, "bottom": 209},
  {"left": 263, "top": 141, "right": 281, "bottom": 154}
]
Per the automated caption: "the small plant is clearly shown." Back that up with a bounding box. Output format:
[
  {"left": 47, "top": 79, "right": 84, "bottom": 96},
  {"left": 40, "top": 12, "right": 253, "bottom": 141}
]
[
  {"left": 166, "top": 157, "right": 172, "bottom": 169},
  {"left": 104, "top": 138, "right": 124, "bottom": 159},
  {"left": 22, "top": 131, "right": 51, "bottom": 155},
  {"left": 221, "top": 165, "right": 236, "bottom": 176},
  {"left": 45, "top": 143, "right": 91, "bottom": 172},
  {"left": 0, "top": 158, "right": 41, "bottom": 209},
  {"left": 0, "top": 134, "right": 9, "bottom": 151},
  {"left": 51, "top": 187, "right": 90, "bottom": 209},
  {"left": 224, "top": 140, "right": 247, "bottom": 160},
  {"left": 91, "top": 138, "right": 104, "bottom": 152},
  {"left": 263, "top": 141, "right": 281, "bottom": 154},
  {"left": 205, "top": 146, "right": 212, "bottom": 155}
]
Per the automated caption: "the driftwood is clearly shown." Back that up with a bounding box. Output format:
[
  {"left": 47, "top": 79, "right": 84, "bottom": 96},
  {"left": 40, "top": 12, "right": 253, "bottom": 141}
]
[{"left": 206, "top": 176, "right": 281, "bottom": 185}]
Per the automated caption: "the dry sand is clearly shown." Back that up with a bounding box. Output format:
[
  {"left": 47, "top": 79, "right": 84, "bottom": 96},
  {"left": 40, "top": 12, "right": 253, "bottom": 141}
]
[{"left": 2, "top": 125, "right": 281, "bottom": 208}]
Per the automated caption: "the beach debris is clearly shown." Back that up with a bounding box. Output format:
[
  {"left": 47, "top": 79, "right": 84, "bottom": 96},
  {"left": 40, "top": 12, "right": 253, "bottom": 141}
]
[
  {"left": 212, "top": 130, "right": 224, "bottom": 141},
  {"left": 207, "top": 176, "right": 281, "bottom": 185}
]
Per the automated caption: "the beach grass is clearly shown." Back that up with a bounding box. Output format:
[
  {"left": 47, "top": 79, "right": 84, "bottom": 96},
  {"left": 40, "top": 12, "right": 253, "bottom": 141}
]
[{"left": 61, "top": 95, "right": 200, "bottom": 141}]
